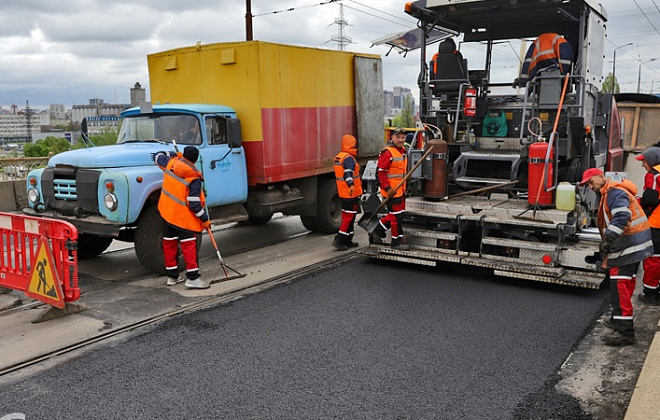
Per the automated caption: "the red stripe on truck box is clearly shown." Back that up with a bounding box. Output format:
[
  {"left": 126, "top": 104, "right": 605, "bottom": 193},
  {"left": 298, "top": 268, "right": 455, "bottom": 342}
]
[{"left": 245, "top": 106, "right": 356, "bottom": 186}]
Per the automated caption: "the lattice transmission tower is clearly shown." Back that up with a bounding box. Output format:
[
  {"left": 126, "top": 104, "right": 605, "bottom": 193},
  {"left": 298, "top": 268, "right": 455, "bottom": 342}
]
[{"left": 328, "top": 3, "right": 352, "bottom": 50}]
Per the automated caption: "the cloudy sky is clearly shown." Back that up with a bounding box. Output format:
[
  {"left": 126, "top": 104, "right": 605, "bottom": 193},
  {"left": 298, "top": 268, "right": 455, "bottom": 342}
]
[{"left": 0, "top": 0, "right": 658, "bottom": 111}]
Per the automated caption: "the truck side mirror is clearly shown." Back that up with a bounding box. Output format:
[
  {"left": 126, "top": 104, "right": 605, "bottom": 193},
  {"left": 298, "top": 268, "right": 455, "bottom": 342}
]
[
  {"left": 81, "top": 117, "right": 88, "bottom": 136},
  {"left": 228, "top": 118, "right": 242, "bottom": 148}
]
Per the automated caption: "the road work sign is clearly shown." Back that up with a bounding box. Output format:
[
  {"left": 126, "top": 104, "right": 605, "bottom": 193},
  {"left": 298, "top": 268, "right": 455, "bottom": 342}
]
[{"left": 0, "top": 212, "right": 79, "bottom": 310}]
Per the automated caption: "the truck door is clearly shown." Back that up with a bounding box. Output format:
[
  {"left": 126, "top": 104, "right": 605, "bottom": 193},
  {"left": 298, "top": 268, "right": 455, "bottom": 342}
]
[{"left": 198, "top": 115, "right": 248, "bottom": 206}]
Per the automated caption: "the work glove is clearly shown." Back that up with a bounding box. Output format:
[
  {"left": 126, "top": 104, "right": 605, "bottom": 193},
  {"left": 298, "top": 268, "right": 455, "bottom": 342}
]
[
  {"left": 385, "top": 187, "right": 396, "bottom": 198},
  {"left": 202, "top": 220, "right": 212, "bottom": 229},
  {"left": 599, "top": 238, "right": 614, "bottom": 254},
  {"left": 512, "top": 78, "right": 525, "bottom": 88},
  {"left": 349, "top": 185, "right": 355, "bottom": 196}
]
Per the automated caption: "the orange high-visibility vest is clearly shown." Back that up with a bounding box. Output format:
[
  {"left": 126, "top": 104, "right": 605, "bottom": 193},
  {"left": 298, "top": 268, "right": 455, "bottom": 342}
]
[
  {"left": 380, "top": 146, "right": 407, "bottom": 198},
  {"left": 334, "top": 152, "right": 363, "bottom": 199},
  {"left": 647, "top": 164, "right": 660, "bottom": 227},
  {"left": 158, "top": 157, "right": 206, "bottom": 232}
]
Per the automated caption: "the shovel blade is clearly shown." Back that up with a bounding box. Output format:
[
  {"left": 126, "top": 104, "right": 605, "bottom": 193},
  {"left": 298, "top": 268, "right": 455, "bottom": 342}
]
[{"left": 358, "top": 212, "right": 380, "bottom": 234}]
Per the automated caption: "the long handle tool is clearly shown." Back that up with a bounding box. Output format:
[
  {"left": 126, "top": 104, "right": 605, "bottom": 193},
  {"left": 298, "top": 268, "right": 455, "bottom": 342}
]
[{"left": 206, "top": 226, "right": 246, "bottom": 283}]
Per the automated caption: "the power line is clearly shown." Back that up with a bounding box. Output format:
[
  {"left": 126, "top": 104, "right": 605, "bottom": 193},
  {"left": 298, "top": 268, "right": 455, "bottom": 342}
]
[
  {"left": 341, "top": 3, "right": 410, "bottom": 28},
  {"left": 345, "top": 0, "right": 411, "bottom": 25},
  {"left": 632, "top": 0, "right": 660, "bottom": 38},
  {"left": 253, "top": 0, "right": 338, "bottom": 17}
]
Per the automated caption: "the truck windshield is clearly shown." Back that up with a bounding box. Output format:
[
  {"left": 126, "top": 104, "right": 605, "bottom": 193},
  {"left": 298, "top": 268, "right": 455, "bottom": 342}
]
[{"left": 117, "top": 114, "right": 202, "bottom": 145}]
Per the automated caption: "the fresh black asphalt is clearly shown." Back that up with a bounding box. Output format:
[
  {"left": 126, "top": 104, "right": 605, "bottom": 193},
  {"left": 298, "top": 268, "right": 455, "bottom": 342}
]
[{"left": 0, "top": 259, "right": 608, "bottom": 419}]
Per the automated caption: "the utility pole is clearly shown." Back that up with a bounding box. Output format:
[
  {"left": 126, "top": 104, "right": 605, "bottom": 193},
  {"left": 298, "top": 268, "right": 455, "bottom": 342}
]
[
  {"left": 245, "top": 0, "right": 253, "bottom": 41},
  {"left": 329, "top": 3, "right": 351, "bottom": 50}
]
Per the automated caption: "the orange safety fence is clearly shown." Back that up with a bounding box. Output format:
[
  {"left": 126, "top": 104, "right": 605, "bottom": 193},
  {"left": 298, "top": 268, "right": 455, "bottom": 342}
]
[{"left": 0, "top": 212, "right": 79, "bottom": 309}]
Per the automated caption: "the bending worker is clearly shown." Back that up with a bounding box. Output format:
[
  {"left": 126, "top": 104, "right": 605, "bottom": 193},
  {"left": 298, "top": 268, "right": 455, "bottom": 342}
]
[
  {"left": 370, "top": 127, "right": 411, "bottom": 251},
  {"left": 580, "top": 168, "right": 653, "bottom": 346},
  {"left": 155, "top": 146, "right": 211, "bottom": 289},
  {"left": 332, "top": 134, "right": 363, "bottom": 251},
  {"left": 514, "top": 33, "right": 572, "bottom": 87}
]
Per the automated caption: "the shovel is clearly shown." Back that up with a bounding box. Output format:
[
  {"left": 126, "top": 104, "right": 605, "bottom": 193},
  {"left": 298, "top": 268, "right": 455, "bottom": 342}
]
[{"left": 358, "top": 146, "right": 434, "bottom": 234}]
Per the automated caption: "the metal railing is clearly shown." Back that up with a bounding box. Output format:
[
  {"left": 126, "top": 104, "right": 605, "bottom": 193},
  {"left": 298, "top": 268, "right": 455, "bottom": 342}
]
[{"left": 0, "top": 158, "right": 49, "bottom": 180}]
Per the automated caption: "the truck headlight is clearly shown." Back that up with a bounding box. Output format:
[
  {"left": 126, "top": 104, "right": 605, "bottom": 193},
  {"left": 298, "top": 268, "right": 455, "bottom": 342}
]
[
  {"left": 27, "top": 188, "right": 40, "bottom": 203},
  {"left": 103, "top": 193, "right": 118, "bottom": 211}
]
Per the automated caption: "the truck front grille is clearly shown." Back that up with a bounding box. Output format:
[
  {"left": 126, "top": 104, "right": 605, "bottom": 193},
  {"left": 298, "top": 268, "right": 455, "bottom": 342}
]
[
  {"left": 42, "top": 167, "right": 101, "bottom": 216},
  {"left": 53, "top": 178, "right": 77, "bottom": 200}
]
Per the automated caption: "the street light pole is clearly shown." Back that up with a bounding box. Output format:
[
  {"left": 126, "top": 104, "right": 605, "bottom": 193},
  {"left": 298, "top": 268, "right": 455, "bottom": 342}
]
[
  {"left": 638, "top": 58, "right": 657, "bottom": 93},
  {"left": 612, "top": 42, "right": 633, "bottom": 93}
]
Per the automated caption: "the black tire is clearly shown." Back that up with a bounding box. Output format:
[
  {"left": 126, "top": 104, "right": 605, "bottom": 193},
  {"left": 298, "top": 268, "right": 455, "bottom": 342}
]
[
  {"left": 314, "top": 179, "right": 342, "bottom": 234},
  {"left": 241, "top": 213, "right": 273, "bottom": 225},
  {"left": 135, "top": 204, "right": 201, "bottom": 276},
  {"left": 76, "top": 233, "right": 113, "bottom": 259},
  {"left": 300, "top": 215, "right": 319, "bottom": 232}
]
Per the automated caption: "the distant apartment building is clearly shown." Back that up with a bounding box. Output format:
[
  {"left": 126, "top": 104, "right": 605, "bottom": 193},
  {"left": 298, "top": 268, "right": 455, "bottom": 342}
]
[
  {"left": 383, "top": 86, "right": 415, "bottom": 117},
  {"left": 72, "top": 99, "right": 129, "bottom": 124},
  {"left": 0, "top": 113, "right": 41, "bottom": 141},
  {"left": 50, "top": 104, "right": 67, "bottom": 119},
  {"left": 85, "top": 115, "right": 120, "bottom": 133},
  {"left": 71, "top": 82, "right": 146, "bottom": 124}
]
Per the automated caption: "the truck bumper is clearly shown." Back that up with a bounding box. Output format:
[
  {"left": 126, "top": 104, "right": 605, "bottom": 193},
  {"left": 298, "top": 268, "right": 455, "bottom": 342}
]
[{"left": 22, "top": 208, "right": 123, "bottom": 237}]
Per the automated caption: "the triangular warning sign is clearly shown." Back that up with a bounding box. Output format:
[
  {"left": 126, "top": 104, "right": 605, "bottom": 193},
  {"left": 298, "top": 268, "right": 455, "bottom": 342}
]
[{"left": 27, "top": 238, "right": 64, "bottom": 309}]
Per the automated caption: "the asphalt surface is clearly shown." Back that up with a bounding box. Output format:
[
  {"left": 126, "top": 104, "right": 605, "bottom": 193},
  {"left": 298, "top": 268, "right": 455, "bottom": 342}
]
[{"left": 0, "top": 258, "right": 608, "bottom": 420}]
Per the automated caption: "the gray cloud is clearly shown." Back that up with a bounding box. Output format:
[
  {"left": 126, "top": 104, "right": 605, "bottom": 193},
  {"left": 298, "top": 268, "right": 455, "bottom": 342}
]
[{"left": 0, "top": 0, "right": 656, "bottom": 109}]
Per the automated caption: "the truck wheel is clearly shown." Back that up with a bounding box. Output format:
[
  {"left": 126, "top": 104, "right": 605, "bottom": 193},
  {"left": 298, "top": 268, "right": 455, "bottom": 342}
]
[
  {"left": 314, "top": 179, "right": 342, "bottom": 234},
  {"left": 76, "top": 234, "right": 113, "bottom": 259},
  {"left": 242, "top": 213, "right": 273, "bottom": 225},
  {"left": 300, "top": 215, "right": 319, "bottom": 232},
  {"left": 135, "top": 204, "right": 201, "bottom": 276}
]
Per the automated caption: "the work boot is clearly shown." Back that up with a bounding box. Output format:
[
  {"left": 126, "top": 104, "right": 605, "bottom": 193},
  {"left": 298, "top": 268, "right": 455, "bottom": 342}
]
[
  {"left": 600, "top": 330, "right": 635, "bottom": 346},
  {"left": 369, "top": 233, "right": 383, "bottom": 245},
  {"left": 391, "top": 238, "right": 411, "bottom": 251},
  {"left": 602, "top": 317, "right": 615, "bottom": 330},
  {"left": 347, "top": 241, "right": 359, "bottom": 248},
  {"left": 331, "top": 237, "right": 349, "bottom": 251},
  {"left": 372, "top": 223, "right": 386, "bottom": 239},
  {"left": 637, "top": 292, "right": 660, "bottom": 306},
  {"left": 166, "top": 274, "right": 185, "bottom": 286},
  {"left": 185, "top": 277, "right": 210, "bottom": 289}
]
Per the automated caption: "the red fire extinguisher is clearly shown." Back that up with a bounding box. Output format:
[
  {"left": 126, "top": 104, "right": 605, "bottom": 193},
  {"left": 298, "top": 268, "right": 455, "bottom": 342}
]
[
  {"left": 528, "top": 141, "right": 554, "bottom": 206},
  {"left": 464, "top": 87, "right": 477, "bottom": 117}
]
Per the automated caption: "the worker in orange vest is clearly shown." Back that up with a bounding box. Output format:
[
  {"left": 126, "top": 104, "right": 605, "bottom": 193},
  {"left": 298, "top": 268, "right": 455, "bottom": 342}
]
[
  {"left": 332, "top": 134, "right": 363, "bottom": 251},
  {"left": 155, "top": 146, "right": 211, "bottom": 289},
  {"left": 580, "top": 168, "right": 653, "bottom": 346},
  {"left": 514, "top": 33, "right": 572, "bottom": 87},
  {"left": 370, "top": 127, "right": 411, "bottom": 250},
  {"left": 636, "top": 147, "right": 660, "bottom": 306}
]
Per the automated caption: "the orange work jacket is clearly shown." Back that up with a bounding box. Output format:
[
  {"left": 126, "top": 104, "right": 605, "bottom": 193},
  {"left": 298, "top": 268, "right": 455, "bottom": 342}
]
[
  {"left": 158, "top": 157, "right": 206, "bottom": 232},
  {"left": 334, "top": 152, "right": 363, "bottom": 199},
  {"left": 380, "top": 146, "right": 407, "bottom": 198}
]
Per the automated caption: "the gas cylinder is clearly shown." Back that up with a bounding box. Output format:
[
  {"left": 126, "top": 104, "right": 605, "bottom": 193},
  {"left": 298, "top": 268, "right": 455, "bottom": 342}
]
[
  {"left": 424, "top": 139, "right": 448, "bottom": 200},
  {"left": 528, "top": 141, "right": 554, "bottom": 206},
  {"left": 464, "top": 87, "right": 477, "bottom": 117}
]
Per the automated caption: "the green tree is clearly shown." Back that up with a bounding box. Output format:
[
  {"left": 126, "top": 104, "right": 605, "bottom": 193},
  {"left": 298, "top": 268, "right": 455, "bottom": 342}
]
[
  {"left": 602, "top": 73, "right": 621, "bottom": 94},
  {"left": 392, "top": 95, "right": 415, "bottom": 128},
  {"left": 23, "top": 136, "right": 71, "bottom": 157}
]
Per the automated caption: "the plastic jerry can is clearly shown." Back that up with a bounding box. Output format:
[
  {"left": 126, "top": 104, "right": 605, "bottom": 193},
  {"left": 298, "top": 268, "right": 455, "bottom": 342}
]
[{"left": 555, "top": 182, "right": 576, "bottom": 211}]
